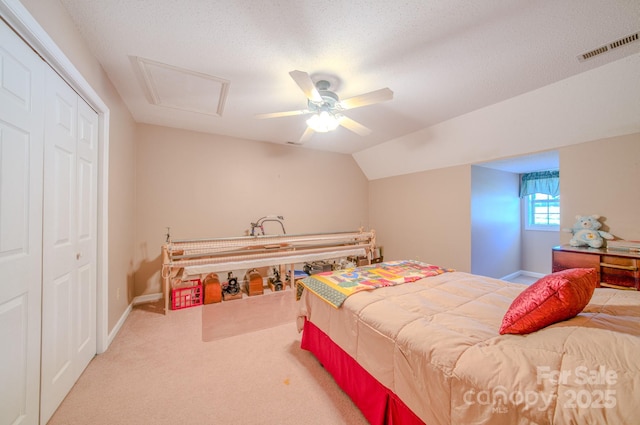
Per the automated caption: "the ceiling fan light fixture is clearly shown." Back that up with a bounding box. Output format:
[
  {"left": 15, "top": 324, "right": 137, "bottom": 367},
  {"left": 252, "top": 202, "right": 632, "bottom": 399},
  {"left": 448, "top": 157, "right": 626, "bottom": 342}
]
[
  {"left": 306, "top": 110, "right": 340, "bottom": 133},
  {"left": 258, "top": 70, "right": 389, "bottom": 142}
]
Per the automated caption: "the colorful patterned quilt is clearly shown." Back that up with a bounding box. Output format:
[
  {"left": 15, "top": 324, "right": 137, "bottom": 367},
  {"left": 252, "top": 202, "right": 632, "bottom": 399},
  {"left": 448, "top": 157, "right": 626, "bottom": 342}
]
[{"left": 296, "top": 260, "right": 454, "bottom": 308}]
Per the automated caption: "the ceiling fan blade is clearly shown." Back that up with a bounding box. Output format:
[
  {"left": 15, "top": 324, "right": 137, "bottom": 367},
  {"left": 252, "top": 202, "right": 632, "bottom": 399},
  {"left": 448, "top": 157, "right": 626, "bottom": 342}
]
[
  {"left": 299, "top": 126, "right": 315, "bottom": 143},
  {"left": 339, "top": 88, "right": 393, "bottom": 110},
  {"left": 289, "top": 70, "right": 323, "bottom": 103},
  {"left": 339, "top": 116, "right": 372, "bottom": 136},
  {"left": 255, "top": 109, "right": 311, "bottom": 119}
]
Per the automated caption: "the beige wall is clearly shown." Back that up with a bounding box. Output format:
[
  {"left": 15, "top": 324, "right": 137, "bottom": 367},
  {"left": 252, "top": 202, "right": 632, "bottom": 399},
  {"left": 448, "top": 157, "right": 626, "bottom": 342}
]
[
  {"left": 520, "top": 227, "right": 559, "bottom": 274},
  {"left": 21, "top": 0, "right": 138, "bottom": 332},
  {"left": 470, "top": 166, "right": 521, "bottom": 278},
  {"left": 134, "top": 124, "right": 369, "bottom": 295},
  {"left": 369, "top": 133, "right": 639, "bottom": 277},
  {"left": 559, "top": 132, "right": 640, "bottom": 242},
  {"left": 368, "top": 165, "right": 472, "bottom": 272}
]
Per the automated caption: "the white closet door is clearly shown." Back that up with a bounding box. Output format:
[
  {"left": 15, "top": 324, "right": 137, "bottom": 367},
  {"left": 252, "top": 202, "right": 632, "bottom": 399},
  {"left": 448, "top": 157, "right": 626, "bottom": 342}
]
[
  {"left": 41, "top": 65, "right": 98, "bottom": 424},
  {"left": 75, "top": 95, "right": 98, "bottom": 373},
  {"left": 0, "top": 20, "right": 45, "bottom": 425}
]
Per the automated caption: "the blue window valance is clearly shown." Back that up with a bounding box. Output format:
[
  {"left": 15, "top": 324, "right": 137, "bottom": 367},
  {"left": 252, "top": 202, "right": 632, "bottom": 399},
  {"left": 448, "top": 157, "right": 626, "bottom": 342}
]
[{"left": 519, "top": 170, "right": 559, "bottom": 198}]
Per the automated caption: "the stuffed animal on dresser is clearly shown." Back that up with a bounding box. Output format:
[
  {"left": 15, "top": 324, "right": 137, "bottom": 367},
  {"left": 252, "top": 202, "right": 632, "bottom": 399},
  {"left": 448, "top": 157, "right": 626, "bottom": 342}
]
[{"left": 564, "top": 214, "right": 613, "bottom": 248}]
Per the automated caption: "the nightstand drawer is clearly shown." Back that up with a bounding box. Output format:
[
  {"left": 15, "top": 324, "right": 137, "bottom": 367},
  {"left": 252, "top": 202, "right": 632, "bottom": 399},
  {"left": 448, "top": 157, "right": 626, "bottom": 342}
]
[
  {"left": 552, "top": 250, "right": 600, "bottom": 271},
  {"left": 601, "top": 256, "right": 639, "bottom": 289},
  {"left": 552, "top": 246, "right": 640, "bottom": 291}
]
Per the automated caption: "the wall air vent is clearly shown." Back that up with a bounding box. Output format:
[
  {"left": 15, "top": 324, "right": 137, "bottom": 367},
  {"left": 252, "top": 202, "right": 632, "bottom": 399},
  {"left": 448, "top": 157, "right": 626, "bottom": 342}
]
[{"left": 578, "top": 32, "right": 640, "bottom": 62}]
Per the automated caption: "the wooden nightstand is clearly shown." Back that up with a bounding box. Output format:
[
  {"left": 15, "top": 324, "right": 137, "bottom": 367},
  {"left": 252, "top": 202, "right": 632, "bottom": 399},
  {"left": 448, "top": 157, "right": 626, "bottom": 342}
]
[{"left": 552, "top": 245, "right": 640, "bottom": 290}]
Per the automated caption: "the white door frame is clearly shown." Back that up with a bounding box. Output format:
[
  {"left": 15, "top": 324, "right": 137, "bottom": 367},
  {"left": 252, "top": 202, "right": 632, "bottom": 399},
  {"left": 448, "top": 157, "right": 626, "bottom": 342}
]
[{"left": 0, "top": 0, "right": 110, "bottom": 353}]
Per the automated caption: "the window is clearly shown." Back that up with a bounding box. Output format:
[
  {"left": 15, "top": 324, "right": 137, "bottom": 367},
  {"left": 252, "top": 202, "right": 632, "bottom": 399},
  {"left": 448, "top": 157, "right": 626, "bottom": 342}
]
[
  {"left": 525, "top": 193, "right": 560, "bottom": 230},
  {"left": 520, "top": 170, "right": 559, "bottom": 231}
]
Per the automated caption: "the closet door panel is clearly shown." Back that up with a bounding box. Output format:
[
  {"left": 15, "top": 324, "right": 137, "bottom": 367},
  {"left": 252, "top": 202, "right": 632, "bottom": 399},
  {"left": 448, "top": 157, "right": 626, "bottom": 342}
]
[
  {"left": 0, "top": 127, "right": 30, "bottom": 264},
  {"left": 0, "top": 20, "right": 45, "bottom": 425},
  {"left": 41, "top": 66, "right": 98, "bottom": 424},
  {"left": 75, "top": 98, "right": 98, "bottom": 369},
  {"left": 51, "top": 147, "right": 74, "bottom": 249},
  {"left": 51, "top": 273, "right": 73, "bottom": 376},
  {"left": 41, "top": 65, "right": 79, "bottom": 423},
  {"left": 77, "top": 263, "right": 94, "bottom": 352}
]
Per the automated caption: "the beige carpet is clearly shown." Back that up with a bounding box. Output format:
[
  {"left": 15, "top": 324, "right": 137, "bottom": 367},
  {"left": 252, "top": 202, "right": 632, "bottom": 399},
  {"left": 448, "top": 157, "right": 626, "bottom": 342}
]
[
  {"left": 202, "top": 289, "right": 299, "bottom": 341},
  {"left": 47, "top": 298, "right": 368, "bottom": 425}
]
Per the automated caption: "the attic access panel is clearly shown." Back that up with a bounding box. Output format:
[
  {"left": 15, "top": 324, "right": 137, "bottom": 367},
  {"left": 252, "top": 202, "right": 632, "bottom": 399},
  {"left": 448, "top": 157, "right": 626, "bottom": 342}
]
[{"left": 136, "top": 57, "right": 230, "bottom": 116}]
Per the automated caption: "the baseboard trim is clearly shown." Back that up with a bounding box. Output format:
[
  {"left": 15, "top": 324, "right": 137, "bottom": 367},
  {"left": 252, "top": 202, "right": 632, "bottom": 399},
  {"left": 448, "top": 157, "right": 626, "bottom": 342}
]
[
  {"left": 103, "top": 293, "right": 163, "bottom": 350},
  {"left": 500, "top": 271, "right": 521, "bottom": 281},
  {"left": 107, "top": 303, "right": 132, "bottom": 348},
  {"left": 518, "top": 270, "right": 545, "bottom": 279},
  {"left": 132, "top": 293, "right": 163, "bottom": 305},
  {"left": 500, "top": 270, "right": 546, "bottom": 281}
]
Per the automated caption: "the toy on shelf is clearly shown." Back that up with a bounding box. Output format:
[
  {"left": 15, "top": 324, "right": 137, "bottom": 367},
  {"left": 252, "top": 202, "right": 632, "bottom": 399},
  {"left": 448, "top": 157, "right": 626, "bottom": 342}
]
[{"left": 563, "top": 214, "right": 613, "bottom": 248}]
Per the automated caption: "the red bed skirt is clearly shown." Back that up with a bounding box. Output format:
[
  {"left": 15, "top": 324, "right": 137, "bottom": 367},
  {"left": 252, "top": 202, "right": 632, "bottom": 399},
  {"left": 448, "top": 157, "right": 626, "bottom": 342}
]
[{"left": 301, "top": 319, "right": 425, "bottom": 425}]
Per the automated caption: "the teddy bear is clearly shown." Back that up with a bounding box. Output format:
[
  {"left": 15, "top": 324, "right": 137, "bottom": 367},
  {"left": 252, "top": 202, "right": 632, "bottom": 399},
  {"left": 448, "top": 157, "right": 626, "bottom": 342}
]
[{"left": 564, "top": 214, "right": 613, "bottom": 248}]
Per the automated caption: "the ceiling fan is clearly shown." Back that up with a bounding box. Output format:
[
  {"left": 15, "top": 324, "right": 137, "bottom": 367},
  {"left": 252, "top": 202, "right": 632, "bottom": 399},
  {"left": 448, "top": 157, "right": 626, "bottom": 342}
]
[{"left": 256, "top": 70, "right": 393, "bottom": 143}]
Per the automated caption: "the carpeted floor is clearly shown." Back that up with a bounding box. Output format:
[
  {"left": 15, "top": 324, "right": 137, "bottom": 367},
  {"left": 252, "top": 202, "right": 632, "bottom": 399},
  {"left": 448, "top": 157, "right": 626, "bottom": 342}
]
[
  {"left": 201, "top": 289, "right": 299, "bottom": 341},
  {"left": 47, "top": 296, "right": 368, "bottom": 425}
]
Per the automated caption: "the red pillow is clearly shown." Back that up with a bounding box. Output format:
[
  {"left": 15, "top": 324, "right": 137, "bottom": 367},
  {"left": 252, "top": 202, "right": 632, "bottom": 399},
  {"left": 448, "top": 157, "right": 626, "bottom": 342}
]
[{"left": 499, "top": 268, "right": 597, "bottom": 335}]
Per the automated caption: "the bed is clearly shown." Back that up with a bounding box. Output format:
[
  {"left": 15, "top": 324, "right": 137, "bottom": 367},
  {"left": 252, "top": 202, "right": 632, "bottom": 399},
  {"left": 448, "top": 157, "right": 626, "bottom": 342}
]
[{"left": 295, "top": 260, "right": 640, "bottom": 425}]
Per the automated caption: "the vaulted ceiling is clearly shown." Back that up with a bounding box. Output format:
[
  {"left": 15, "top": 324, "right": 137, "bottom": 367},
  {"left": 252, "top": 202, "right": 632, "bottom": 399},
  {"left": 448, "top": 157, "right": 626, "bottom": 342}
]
[{"left": 59, "top": 0, "right": 639, "bottom": 155}]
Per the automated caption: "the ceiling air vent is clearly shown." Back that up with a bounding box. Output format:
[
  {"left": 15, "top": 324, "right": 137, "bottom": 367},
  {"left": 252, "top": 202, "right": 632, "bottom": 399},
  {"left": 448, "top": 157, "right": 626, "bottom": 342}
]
[
  {"left": 610, "top": 32, "right": 639, "bottom": 49},
  {"left": 578, "top": 31, "right": 640, "bottom": 62}
]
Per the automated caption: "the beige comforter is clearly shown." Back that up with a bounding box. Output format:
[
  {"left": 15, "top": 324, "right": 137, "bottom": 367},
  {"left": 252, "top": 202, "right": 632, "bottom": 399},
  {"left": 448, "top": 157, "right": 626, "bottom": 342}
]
[{"left": 296, "top": 271, "right": 640, "bottom": 425}]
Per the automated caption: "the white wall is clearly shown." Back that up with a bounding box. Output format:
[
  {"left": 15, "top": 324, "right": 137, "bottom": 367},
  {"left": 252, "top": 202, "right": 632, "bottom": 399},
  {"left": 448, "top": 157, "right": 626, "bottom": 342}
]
[
  {"left": 470, "top": 166, "right": 520, "bottom": 278},
  {"left": 520, "top": 225, "right": 559, "bottom": 274},
  {"left": 369, "top": 133, "right": 638, "bottom": 280},
  {"left": 354, "top": 54, "right": 640, "bottom": 181}
]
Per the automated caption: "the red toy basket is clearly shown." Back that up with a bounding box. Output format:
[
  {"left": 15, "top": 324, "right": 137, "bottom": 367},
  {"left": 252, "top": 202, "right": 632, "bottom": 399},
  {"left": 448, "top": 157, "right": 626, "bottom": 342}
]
[{"left": 171, "top": 279, "right": 203, "bottom": 310}]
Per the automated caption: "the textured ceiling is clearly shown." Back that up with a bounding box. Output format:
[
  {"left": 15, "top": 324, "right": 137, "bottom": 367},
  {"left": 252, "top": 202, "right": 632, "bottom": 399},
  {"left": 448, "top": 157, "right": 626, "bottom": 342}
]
[{"left": 59, "top": 0, "right": 640, "bottom": 155}]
